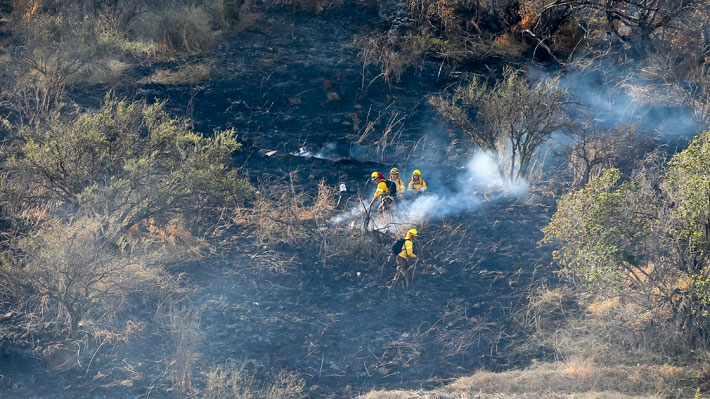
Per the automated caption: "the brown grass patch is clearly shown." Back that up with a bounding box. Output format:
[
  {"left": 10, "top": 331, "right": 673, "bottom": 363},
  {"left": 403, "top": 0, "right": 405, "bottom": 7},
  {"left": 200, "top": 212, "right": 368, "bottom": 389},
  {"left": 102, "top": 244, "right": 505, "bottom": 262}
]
[
  {"left": 159, "top": 6, "right": 215, "bottom": 57},
  {"left": 585, "top": 296, "right": 620, "bottom": 317},
  {"left": 491, "top": 33, "right": 529, "bottom": 58},
  {"left": 233, "top": 6, "right": 261, "bottom": 32},
  {"left": 140, "top": 63, "right": 211, "bottom": 84},
  {"left": 361, "top": 361, "right": 695, "bottom": 399}
]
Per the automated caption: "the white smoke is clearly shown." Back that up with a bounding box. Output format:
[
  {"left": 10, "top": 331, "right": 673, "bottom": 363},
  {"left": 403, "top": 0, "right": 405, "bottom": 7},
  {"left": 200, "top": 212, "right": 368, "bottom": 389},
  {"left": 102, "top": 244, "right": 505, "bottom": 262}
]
[
  {"left": 529, "top": 64, "right": 699, "bottom": 137},
  {"left": 292, "top": 143, "right": 343, "bottom": 161},
  {"left": 330, "top": 152, "right": 529, "bottom": 232}
]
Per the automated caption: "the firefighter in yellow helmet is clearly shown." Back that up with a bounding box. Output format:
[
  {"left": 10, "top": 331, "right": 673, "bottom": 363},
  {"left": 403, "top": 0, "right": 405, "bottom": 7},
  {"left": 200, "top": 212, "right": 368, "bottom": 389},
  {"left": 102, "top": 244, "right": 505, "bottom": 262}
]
[
  {"left": 369, "top": 171, "right": 395, "bottom": 212},
  {"left": 389, "top": 167, "right": 406, "bottom": 195},
  {"left": 392, "top": 228, "right": 418, "bottom": 287},
  {"left": 408, "top": 169, "right": 427, "bottom": 195}
]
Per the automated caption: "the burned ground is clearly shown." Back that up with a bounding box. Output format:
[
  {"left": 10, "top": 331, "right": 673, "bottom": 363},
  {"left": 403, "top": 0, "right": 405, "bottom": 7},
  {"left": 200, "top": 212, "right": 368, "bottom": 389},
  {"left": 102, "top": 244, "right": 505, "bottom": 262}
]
[{"left": 0, "top": 2, "right": 703, "bottom": 399}]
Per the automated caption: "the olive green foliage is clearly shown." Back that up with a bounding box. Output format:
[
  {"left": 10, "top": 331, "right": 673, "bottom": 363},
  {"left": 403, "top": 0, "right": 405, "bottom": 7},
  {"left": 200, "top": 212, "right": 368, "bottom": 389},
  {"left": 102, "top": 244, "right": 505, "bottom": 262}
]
[
  {"left": 542, "top": 168, "right": 648, "bottom": 293},
  {"left": 542, "top": 132, "right": 710, "bottom": 350},
  {"left": 0, "top": 97, "right": 253, "bottom": 235},
  {"left": 430, "top": 68, "right": 571, "bottom": 182},
  {"left": 665, "top": 131, "right": 710, "bottom": 257}
]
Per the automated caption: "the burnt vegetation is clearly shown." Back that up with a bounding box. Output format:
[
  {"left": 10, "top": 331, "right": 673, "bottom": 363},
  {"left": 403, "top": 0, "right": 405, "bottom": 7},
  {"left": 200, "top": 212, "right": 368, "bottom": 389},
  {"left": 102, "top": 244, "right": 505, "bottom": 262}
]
[{"left": 0, "top": 0, "right": 709, "bottom": 398}]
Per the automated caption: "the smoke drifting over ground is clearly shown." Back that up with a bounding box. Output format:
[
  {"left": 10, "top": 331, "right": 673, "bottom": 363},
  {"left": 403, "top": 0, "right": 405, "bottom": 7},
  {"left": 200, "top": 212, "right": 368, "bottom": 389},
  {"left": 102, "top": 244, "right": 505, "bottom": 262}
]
[
  {"left": 292, "top": 143, "right": 344, "bottom": 161},
  {"left": 331, "top": 152, "right": 529, "bottom": 232},
  {"left": 531, "top": 64, "right": 700, "bottom": 138},
  {"left": 330, "top": 61, "right": 702, "bottom": 235}
]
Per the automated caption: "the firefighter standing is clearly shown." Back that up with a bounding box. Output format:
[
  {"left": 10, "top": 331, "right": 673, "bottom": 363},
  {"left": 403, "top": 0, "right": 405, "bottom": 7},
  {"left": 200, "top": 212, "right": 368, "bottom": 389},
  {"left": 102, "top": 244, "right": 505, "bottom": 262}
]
[
  {"left": 370, "top": 172, "right": 394, "bottom": 212},
  {"left": 389, "top": 168, "right": 406, "bottom": 195},
  {"left": 392, "top": 228, "right": 418, "bottom": 287},
  {"left": 408, "top": 170, "right": 427, "bottom": 195}
]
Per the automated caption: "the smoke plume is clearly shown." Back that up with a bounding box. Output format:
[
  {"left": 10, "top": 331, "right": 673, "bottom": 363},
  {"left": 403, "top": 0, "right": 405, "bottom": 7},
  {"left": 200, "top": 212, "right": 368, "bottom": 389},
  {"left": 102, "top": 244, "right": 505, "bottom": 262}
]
[{"left": 331, "top": 152, "right": 529, "bottom": 232}]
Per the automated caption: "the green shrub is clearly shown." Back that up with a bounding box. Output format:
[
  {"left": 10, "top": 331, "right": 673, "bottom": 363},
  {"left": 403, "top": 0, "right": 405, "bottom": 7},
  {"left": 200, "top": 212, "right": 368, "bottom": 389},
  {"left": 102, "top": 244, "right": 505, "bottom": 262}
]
[
  {"left": 0, "top": 96, "right": 253, "bottom": 236},
  {"left": 542, "top": 133, "right": 710, "bottom": 354}
]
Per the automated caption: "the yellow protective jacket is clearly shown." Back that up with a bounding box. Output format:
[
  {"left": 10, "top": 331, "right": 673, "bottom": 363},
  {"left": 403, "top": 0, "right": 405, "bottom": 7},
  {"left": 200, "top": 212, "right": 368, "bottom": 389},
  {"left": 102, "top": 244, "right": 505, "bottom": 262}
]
[
  {"left": 372, "top": 181, "right": 389, "bottom": 201},
  {"left": 408, "top": 178, "right": 427, "bottom": 193},
  {"left": 398, "top": 234, "right": 416, "bottom": 259},
  {"left": 392, "top": 177, "right": 406, "bottom": 193}
]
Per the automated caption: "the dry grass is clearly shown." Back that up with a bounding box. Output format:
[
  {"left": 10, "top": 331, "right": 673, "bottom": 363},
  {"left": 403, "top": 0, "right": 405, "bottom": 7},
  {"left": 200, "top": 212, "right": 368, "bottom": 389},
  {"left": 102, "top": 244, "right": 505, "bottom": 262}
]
[
  {"left": 272, "top": 0, "right": 344, "bottom": 13},
  {"left": 140, "top": 63, "right": 211, "bottom": 84},
  {"left": 82, "top": 59, "right": 131, "bottom": 85},
  {"left": 361, "top": 360, "right": 696, "bottom": 399},
  {"left": 158, "top": 6, "right": 215, "bottom": 57},
  {"left": 232, "top": 6, "right": 261, "bottom": 33},
  {"left": 231, "top": 177, "right": 398, "bottom": 272},
  {"left": 203, "top": 361, "right": 304, "bottom": 399},
  {"left": 125, "top": 216, "right": 209, "bottom": 259},
  {"left": 491, "top": 33, "right": 529, "bottom": 58},
  {"left": 235, "top": 176, "right": 337, "bottom": 247}
]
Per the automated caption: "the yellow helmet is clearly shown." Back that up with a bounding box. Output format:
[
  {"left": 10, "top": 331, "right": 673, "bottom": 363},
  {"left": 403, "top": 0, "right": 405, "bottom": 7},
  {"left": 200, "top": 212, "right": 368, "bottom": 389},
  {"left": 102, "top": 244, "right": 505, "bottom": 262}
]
[
  {"left": 408, "top": 228, "right": 418, "bottom": 236},
  {"left": 412, "top": 170, "right": 421, "bottom": 176},
  {"left": 371, "top": 171, "right": 384, "bottom": 180},
  {"left": 390, "top": 167, "right": 399, "bottom": 174}
]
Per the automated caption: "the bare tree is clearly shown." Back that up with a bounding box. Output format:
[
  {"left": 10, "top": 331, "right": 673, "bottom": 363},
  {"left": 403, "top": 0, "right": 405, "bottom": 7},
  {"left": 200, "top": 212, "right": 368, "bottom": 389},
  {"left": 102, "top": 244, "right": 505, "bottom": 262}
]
[
  {"left": 543, "top": 0, "right": 704, "bottom": 39},
  {"left": 2, "top": 216, "right": 184, "bottom": 337},
  {"left": 430, "top": 67, "right": 572, "bottom": 183},
  {"left": 567, "top": 123, "right": 643, "bottom": 187}
]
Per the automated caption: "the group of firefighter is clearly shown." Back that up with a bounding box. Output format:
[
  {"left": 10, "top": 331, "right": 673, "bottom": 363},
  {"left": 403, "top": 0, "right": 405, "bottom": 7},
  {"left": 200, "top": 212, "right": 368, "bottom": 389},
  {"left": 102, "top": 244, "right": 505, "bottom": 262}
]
[{"left": 369, "top": 167, "right": 428, "bottom": 287}]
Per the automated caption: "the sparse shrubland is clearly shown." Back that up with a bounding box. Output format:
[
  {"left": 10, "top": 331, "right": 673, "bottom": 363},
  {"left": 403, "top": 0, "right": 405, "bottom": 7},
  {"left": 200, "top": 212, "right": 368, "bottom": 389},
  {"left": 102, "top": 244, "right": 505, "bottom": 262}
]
[
  {"left": 0, "top": 212, "right": 193, "bottom": 386},
  {"left": 353, "top": 0, "right": 710, "bottom": 127},
  {"left": 0, "top": 95, "right": 252, "bottom": 393},
  {"left": 0, "top": 0, "right": 260, "bottom": 123},
  {"left": 2, "top": 0, "right": 710, "bottom": 397},
  {"left": 517, "top": 131, "right": 710, "bottom": 396},
  {"left": 1, "top": 0, "right": 252, "bottom": 61}
]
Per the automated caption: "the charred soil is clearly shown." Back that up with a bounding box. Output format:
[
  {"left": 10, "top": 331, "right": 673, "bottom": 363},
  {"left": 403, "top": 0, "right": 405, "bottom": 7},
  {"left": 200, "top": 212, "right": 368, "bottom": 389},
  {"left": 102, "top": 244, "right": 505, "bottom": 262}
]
[{"left": 0, "top": 5, "right": 558, "bottom": 399}]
